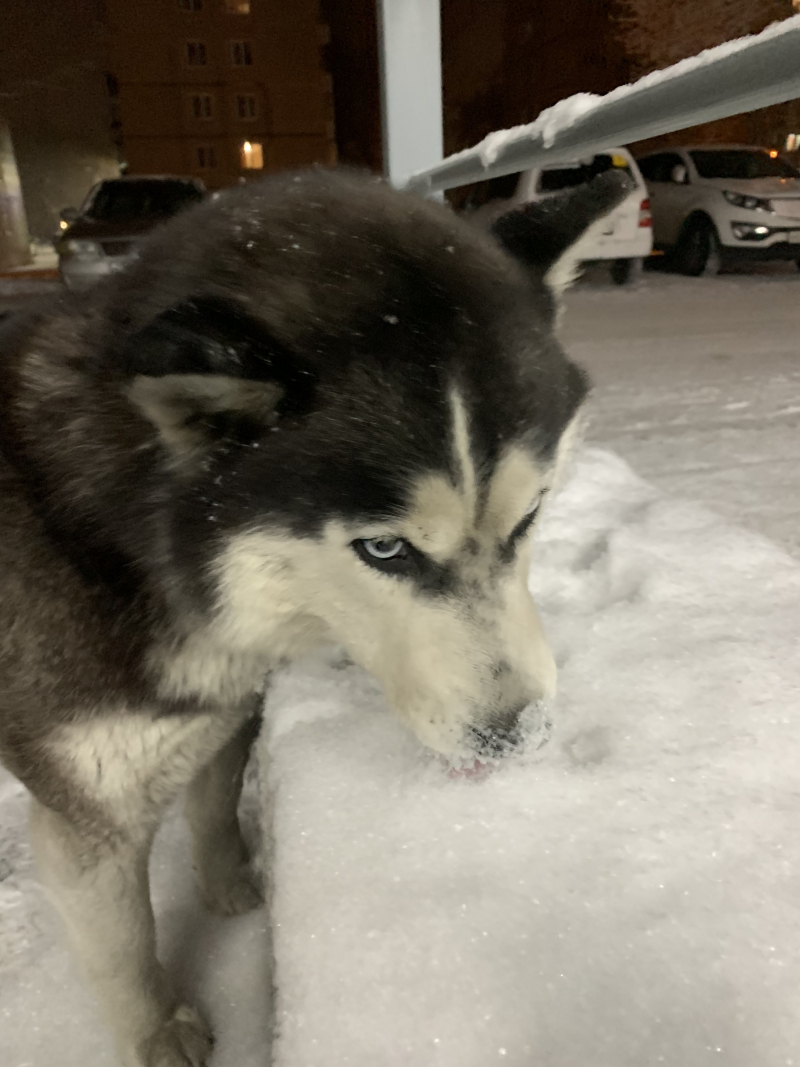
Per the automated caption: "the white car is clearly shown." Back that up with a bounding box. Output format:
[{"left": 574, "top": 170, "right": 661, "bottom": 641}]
[
  {"left": 461, "top": 148, "right": 653, "bottom": 284},
  {"left": 637, "top": 145, "right": 800, "bottom": 275}
]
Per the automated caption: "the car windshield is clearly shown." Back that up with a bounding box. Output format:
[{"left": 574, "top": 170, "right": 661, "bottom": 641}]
[
  {"left": 538, "top": 154, "right": 632, "bottom": 192},
  {"left": 84, "top": 180, "right": 203, "bottom": 222},
  {"left": 690, "top": 150, "right": 799, "bottom": 181}
]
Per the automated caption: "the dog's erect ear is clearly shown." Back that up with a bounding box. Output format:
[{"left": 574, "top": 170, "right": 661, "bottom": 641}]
[
  {"left": 490, "top": 170, "right": 636, "bottom": 294},
  {"left": 119, "top": 296, "right": 317, "bottom": 461}
]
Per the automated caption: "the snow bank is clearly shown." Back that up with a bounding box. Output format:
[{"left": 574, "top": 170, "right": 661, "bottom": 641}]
[{"left": 261, "top": 448, "right": 800, "bottom": 1067}]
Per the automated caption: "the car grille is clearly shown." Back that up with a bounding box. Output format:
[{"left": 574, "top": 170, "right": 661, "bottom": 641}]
[
  {"left": 100, "top": 239, "right": 135, "bottom": 257},
  {"left": 770, "top": 199, "right": 800, "bottom": 220}
]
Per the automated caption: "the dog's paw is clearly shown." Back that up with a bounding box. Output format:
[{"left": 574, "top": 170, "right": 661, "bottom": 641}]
[
  {"left": 199, "top": 864, "right": 264, "bottom": 917},
  {"left": 141, "top": 1005, "right": 214, "bottom": 1067}
]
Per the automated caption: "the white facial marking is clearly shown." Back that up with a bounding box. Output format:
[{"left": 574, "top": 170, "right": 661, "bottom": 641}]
[
  {"left": 449, "top": 389, "right": 477, "bottom": 515},
  {"left": 482, "top": 447, "right": 545, "bottom": 543},
  {"left": 547, "top": 408, "right": 585, "bottom": 493},
  {"left": 401, "top": 473, "right": 470, "bottom": 560}
]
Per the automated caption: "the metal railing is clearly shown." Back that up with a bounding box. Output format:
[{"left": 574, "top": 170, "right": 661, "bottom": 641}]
[{"left": 403, "top": 14, "right": 800, "bottom": 195}]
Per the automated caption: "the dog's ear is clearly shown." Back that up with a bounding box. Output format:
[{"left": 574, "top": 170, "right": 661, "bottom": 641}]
[
  {"left": 127, "top": 373, "right": 286, "bottom": 460},
  {"left": 118, "top": 297, "right": 316, "bottom": 461},
  {"left": 490, "top": 170, "right": 635, "bottom": 295}
]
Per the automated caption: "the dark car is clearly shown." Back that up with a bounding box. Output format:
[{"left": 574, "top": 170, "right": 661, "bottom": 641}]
[{"left": 55, "top": 176, "right": 206, "bottom": 289}]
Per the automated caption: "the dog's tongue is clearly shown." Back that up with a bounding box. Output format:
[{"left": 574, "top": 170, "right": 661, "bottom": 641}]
[{"left": 446, "top": 759, "right": 493, "bottom": 781}]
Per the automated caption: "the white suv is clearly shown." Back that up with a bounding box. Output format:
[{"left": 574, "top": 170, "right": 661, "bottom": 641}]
[
  {"left": 461, "top": 148, "right": 653, "bottom": 284},
  {"left": 637, "top": 145, "right": 800, "bottom": 275}
]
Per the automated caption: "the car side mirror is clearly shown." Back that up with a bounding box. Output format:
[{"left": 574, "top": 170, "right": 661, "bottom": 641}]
[
  {"left": 59, "top": 207, "right": 79, "bottom": 224},
  {"left": 670, "top": 164, "right": 688, "bottom": 185}
]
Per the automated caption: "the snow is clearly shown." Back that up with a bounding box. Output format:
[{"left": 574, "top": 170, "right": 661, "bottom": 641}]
[
  {"left": 2, "top": 270, "right": 800, "bottom": 1065},
  {"left": 468, "top": 93, "right": 602, "bottom": 167},
  {"left": 607, "top": 10, "right": 800, "bottom": 100},
  {"left": 562, "top": 268, "right": 800, "bottom": 556}
]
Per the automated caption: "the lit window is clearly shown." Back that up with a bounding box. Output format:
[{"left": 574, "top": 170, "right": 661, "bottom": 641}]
[
  {"left": 197, "top": 145, "right": 217, "bottom": 168},
  {"left": 179, "top": 0, "right": 202, "bottom": 9},
  {"left": 230, "top": 40, "right": 252, "bottom": 66},
  {"left": 240, "top": 141, "right": 263, "bottom": 169},
  {"left": 224, "top": 0, "right": 250, "bottom": 11},
  {"left": 236, "top": 93, "right": 257, "bottom": 119},
  {"left": 787, "top": 134, "right": 800, "bottom": 152},
  {"left": 191, "top": 94, "right": 214, "bottom": 119},
  {"left": 186, "top": 42, "right": 207, "bottom": 65}
]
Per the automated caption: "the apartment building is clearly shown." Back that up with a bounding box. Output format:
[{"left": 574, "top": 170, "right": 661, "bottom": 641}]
[{"left": 105, "top": 0, "right": 336, "bottom": 187}]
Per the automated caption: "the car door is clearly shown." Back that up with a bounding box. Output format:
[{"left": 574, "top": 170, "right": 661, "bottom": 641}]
[{"left": 638, "top": 152, "right": 689, "bottom": 246}]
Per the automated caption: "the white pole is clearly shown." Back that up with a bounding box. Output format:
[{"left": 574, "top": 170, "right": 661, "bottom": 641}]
[
  {"left": 405, "top": 13, "right": 800, "bottom": 196},
  {"left": 376, "top": 0, "right": 443, "bottom": 188}
]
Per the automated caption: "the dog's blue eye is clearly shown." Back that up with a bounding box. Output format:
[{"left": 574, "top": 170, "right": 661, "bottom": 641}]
[{"left": 361, "top": 537, "right": 407, "bottom": 560}]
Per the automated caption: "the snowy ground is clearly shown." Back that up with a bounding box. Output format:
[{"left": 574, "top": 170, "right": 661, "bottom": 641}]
[
  {"left": 563, "top": 265, "right": 800, "bottom": 557},
  {"left": 2, "top": 269, "right": 799, "bottom": 1066}
]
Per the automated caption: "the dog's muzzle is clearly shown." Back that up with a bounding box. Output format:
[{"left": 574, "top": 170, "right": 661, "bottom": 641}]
[{"left": 467, "top": 700, "right": 551, "bottom": 759}]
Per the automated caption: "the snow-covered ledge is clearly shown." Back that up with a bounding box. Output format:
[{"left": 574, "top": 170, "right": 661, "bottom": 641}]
[{"left": 404, "top": 13, "right": 800, "bottom": 195}]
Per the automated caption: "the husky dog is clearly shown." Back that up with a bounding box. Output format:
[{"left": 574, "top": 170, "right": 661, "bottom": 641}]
[{"left": 0, "top": 168, "right": 629, "bottom": 1066}]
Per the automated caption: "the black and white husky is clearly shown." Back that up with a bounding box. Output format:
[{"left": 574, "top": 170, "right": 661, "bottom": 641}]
[{"left": 0, "top": 168, "right": 629, "bottom": 1066}]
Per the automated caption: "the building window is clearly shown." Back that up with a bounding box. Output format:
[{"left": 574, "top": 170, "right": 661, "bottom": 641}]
[
  {"left": 191, "top": 93, "right": 214, "bottom": 119},
  {"left": 196, "top": 145, "right": 217, "bottom": 168},
  {"left": 235, "top": 93, "right": 257, "bottom": 119},
  {"left": 230, "top": 40, "right": 252, "bottom": 66},
  {"left": 179, "top": 0, "right": 203, "bottom": 9},
  {"left": 224, "top": 0, "right": 250, "bottom": 11},
  {"left": 240, "top": 140, "right": 263, "bottom": 169},
  {"left": 185, "top": 41, "right": 207, "bottom": 65}
]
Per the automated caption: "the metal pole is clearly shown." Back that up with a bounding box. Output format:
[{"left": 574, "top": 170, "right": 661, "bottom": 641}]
[
  {"left": 0, "top": 116, "right": 31, "bottom": 271},
  {"left": 376, "top": 0, "right": 443, "bottom": 188},
  {"left": 405, "top": 13, "right": 800, "bottom": 195}
]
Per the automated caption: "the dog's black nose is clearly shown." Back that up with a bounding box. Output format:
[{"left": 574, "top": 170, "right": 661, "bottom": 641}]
[{"left": 468, "top": 705, "right": 526, "bottom": 758}]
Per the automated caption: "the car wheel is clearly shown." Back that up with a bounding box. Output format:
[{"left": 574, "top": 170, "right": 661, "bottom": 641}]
[
  {"left": 675, "top": 218, "right": 723, "bottom": 277},
  {"left": 610, "top": 257, "right": 643, "bottom": 285}
]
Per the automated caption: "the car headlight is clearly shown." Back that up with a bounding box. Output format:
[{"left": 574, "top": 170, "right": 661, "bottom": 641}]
[
  {"left": 723, "top": 190, "right": 772, "bottom": 212},
  {"left": 58, "top": 239, "right": 102, "bottom": 256}
]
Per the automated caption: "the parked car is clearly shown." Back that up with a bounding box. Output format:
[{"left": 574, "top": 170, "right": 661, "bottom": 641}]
[
  {"left": 636, "top": 145, "right": 800, "bottom": 275},
  {"left": 55, "top": 176, "right": 206, "bottom": 289},
  {"left": 461, "top": 148, "right": 653, "bottom": 284}
]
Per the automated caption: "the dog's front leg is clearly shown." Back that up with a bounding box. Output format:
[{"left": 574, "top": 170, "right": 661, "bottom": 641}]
[
  {"left": 29, "top": 799, "right": 213, "bottom": 1067},
  {"left": 185, "top": 713, "right": 263, "bottom": 916}
]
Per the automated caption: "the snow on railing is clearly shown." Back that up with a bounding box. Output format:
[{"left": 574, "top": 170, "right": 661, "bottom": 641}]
[{"left": 403, "top": 14, "right": 800, "bottom": 195}]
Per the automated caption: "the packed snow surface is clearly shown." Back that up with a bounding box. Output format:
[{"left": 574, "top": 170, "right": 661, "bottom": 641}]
[
  {"left": 263, "top": 448, "right": 800, "bottom": 1067},
  {"left": 563, "top": 270, "right": 800, "bottom": 557},
  {"left": 2, "top": 272, "right": 799, "bottom": 1066}
]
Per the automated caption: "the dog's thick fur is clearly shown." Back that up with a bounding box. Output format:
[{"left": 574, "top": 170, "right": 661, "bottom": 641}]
[{"left": 0, "top": 168, "right": 629, "bottom": 1065}]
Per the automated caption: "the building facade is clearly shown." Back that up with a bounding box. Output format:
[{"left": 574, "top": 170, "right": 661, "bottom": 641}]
[{"left": 105, "top": 0, "right": 336, "bottom": 188}]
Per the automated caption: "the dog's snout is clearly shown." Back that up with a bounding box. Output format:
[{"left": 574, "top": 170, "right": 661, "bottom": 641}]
[{"left": 468, "top": 702, "right": 528, "bottom": 758}]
